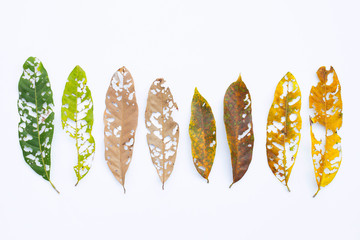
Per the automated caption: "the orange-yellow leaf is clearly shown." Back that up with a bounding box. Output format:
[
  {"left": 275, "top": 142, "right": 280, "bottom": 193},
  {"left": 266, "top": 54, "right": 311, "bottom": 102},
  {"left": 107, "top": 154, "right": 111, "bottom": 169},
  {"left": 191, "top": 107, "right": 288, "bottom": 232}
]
[
  {"left": 189, "top": 88, "right": 216, "bottom": 182},
  {"left": 310, "top": 66, "right": 342, "bottom": 197},
  {"left": 266, "top": 72, "right": 302, "bottom": 191}
]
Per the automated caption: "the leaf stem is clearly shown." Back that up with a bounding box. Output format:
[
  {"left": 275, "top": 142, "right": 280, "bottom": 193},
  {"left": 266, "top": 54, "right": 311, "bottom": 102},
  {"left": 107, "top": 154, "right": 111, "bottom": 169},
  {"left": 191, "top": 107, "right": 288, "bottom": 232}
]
[
  {"left": 229, "top": 182, "right": 234, "bottom": 188},
  {"left": 50, "top": 180, "right": 60, "bottom": 194},
  {"left": 313, "top": 188, "right": 320, "bottom": 198}
]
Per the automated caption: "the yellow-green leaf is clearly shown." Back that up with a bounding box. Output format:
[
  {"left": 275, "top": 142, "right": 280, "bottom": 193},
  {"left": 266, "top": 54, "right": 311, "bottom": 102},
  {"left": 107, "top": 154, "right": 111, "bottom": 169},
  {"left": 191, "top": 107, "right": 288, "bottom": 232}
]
[
  {"left": 310, "top": 66, "right": 343, "bottom": 197},
  {"left": 61, "top": 65, "right": 95, "bottom": 186},
  {"left": 266, "top": 72, "right": 302, "bottom": 191},
  {"left": 189, "top": 88, "right": 216, "bottom": 182}
]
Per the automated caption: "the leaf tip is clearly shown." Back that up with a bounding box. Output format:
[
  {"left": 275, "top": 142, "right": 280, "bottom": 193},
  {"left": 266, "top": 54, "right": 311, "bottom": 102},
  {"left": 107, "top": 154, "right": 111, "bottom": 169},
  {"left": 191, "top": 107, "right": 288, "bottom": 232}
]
[
  {"left": 285, "top": 71, "right": 294, "bottom": 80},
  {"left": 194, "top": 87, "right": 199, "bottom": 94},
  {"left": 119, "top": 66, "right": 127, "bottom": 73},
  {"left": 73, "top": 65, "right": 84, "bottom": 74},
  {"left": 237, "top": 74, "right": 242, "bottom": 82},
  {"left": 26, "top": 56, "right": 36, "bottom": 62}
]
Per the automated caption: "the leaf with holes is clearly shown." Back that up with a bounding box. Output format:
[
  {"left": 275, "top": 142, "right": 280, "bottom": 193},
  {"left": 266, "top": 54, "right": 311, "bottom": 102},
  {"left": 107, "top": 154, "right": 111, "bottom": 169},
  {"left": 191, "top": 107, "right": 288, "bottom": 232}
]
[
  {"left": 61, "top": 65, "right": 95, "bottom": 186},
  {"left": 224, "top": 75, "right": 254, "bottom": 188},
  {"left": 18, "top": 57, "right": 59, "bottom": 193},
  {"left": 104, "top": 67, "right": 138, "bottom": 192},
  {"left": 310, "top": 66, "right": 342, "bottom": 197},
  {"left": 145, "top": 79, "right": 179, "bottom": 189},
  {"left": 266, "top": 72, "right": 302, "bottom": 191},
  {"left": 189, "top": 88, "right": 216, "bottom": 182}
]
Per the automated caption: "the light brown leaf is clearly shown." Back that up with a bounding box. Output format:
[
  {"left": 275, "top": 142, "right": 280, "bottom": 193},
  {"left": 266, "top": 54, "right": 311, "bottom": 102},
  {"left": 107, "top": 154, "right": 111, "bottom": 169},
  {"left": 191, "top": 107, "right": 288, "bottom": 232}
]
[
  {"left": 104, "top": 67, "right": 138, "bottom": 193},
  {"left": 145, "top": 79, "right": 179, "bottom": 189}
]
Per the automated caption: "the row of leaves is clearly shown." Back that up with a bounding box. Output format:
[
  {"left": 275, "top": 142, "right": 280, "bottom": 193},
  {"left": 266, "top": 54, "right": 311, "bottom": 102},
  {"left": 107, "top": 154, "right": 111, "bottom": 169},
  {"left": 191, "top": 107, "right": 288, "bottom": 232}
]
[{"left": 18, "top": 57, "right": 343, "bottom": 197}]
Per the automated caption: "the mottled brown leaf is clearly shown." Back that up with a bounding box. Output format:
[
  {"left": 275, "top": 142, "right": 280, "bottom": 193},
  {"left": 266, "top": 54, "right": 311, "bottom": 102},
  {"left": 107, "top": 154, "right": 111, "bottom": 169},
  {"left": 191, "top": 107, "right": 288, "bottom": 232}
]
[
  {"left": 145, "top": 79, "right": 179, "bottom": 189},
  {"left": 310, "top": 66, "right": 343, "bottom": 197},
  {"left": 224, "top": 75, "right": 254, "bottom": 188},
  {"left": 189, "top": 88, "right": 217, "bottom": 182},
  {"left": 104, "top": 67, "right": 138, "bottom": 193}
]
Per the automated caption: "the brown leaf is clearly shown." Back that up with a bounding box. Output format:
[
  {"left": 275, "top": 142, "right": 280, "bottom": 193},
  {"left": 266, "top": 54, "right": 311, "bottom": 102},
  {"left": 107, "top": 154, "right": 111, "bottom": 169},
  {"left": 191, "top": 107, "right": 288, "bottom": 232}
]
[
  {"left": 224, "top": 75, "right": 254, "bottom": 188},
  {"left": 104, "top": 67, "right": 138, "bottom": 193},
  {"left": 310, "top": 66, "right": 343, "bottom": 197},
  {"left": 145, "top": 78, "right": 179, "bottom": 189}
]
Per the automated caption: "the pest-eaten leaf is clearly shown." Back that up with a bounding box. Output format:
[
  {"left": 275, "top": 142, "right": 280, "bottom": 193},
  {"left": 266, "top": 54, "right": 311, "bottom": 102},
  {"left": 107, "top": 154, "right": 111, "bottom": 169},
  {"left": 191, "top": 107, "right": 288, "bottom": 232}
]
[
  {"left": 145, "top": 79, "right": 179, "bottom": 189},
  {"left": 189, "top": 88, "right": 216, "bottom": 182},
  {"left": 61, "top": 65, "right": 95, "bottom": 186},
  {"left": 18, "top": 57, "right": 59, "bottom": 193},
  {"left": 224, "top": 75, "right": 254, "bottom": 188},
  {"left": 266, "top": 72, "right": 302, "bottom": 191},
  {"left": 310, "top": 66, "right": 342, "bottom": 197},
  {"left": 104, "top": 67, "right": 138, "bottom": 192}
]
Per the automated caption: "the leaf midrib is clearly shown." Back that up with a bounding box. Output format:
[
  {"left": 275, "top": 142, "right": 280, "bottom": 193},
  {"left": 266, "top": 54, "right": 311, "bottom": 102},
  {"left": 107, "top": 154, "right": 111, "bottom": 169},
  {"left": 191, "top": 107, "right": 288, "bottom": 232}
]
[
  {"left": 31, "top": 64, "right": 58, "bottom": 193},
  {"left": 197, "top": 95, "right": 209, "bottom": 180}
]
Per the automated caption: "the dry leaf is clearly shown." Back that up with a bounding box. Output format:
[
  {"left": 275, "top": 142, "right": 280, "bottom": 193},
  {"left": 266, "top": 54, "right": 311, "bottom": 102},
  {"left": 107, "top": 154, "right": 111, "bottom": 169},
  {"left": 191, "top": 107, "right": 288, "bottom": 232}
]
[
  {"left": 104, "top": 67, "right": 138, "bottom": 193},
  {"left": 266, "top": 72, "right": 302, "bottom": 191},
  {"left": 145, "top": 79, "right": 179, "bottom": 189},
  {"left": 310, "top": 66, "right": 342, "bottom": 197},
  {"left": 189, "top": 88, "right": 216, "bottom": 182},
  {"left": 224, "top": 75, "right": 254, "bottom": 188}
]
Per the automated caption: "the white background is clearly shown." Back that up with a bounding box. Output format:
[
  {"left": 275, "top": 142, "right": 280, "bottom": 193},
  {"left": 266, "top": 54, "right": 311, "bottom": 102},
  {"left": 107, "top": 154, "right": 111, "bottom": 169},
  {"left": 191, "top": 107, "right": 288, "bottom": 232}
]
[{"left": 0, "top": 0, "right": 359, "bottom": 239}]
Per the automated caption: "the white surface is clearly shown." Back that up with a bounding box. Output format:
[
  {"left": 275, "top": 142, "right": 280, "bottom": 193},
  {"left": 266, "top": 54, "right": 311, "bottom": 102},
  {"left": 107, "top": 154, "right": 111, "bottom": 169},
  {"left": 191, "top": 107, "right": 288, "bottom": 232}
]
[{"left": 0, "top": 0, "right": 359, "bottom": 239}]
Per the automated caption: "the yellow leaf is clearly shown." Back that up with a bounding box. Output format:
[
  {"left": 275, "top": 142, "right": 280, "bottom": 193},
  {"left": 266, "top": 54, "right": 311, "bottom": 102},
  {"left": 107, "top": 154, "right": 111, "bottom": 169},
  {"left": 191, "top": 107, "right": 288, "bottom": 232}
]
[
  {"left": 189, "top": 88, "right": 217, "bottom": 182},
  {"left": 266, "top": 72, "right": 302, "bottom": 191},
  {"left": 310, "top": 66, "right": 342, "bottom": 197}
]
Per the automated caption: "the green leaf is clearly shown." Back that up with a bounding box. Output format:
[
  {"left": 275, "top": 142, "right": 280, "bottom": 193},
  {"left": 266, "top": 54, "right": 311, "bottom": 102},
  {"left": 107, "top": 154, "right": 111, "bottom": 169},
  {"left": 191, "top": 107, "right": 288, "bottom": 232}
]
[
  {"left": 61, "top": 65, "right": 95, "bottom": 186},
  {"left": 18, "top": 57, "right": 59, "bottom": 193}
]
